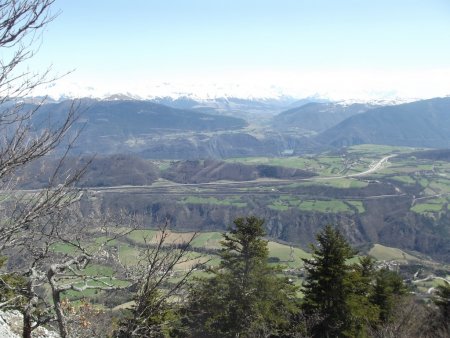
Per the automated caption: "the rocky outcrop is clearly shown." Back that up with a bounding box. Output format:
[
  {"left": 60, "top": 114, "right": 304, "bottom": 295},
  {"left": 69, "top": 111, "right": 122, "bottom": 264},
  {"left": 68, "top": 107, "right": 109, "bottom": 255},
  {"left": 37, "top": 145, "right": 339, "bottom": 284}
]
[{"left": 0, "top": 311, "right": 59, "bottom": 338}]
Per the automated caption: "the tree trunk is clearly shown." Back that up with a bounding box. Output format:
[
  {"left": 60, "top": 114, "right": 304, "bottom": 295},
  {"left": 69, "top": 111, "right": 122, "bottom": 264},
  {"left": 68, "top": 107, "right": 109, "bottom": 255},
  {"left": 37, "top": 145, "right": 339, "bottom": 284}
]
[
  {"left": 48, "top": 266, "right": 69, "bottom": 338},
  {"left": 22, "top": 311, "right": 33, "bottom": 338},
  {"left": 23, "top": 271, "right": 37, "bottom": 338},
  {"left": 52, "top": 288, "right": 69, "bottom": 338}
]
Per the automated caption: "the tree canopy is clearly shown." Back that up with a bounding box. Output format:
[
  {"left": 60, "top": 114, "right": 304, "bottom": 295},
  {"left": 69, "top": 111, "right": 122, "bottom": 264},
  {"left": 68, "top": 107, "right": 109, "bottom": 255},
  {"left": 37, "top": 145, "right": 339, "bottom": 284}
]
[{"left": 182, "top": 216, "right": 299, "bottom": 337}]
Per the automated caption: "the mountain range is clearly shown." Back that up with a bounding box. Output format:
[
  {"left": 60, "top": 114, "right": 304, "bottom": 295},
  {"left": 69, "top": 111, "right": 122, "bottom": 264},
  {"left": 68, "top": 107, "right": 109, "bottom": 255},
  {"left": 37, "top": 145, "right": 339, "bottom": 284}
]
[{"left": 26, "top": 95, "right": 450, "bottom": 157}]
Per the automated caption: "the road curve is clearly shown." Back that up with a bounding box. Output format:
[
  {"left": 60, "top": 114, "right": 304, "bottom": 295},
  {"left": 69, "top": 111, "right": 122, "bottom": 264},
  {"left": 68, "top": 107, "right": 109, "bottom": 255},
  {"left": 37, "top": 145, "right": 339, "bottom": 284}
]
[
  {"left": 88, "top": 154, "right": 396, "bottom": 193},
  {"left": 347, "top": 155, "right": 396, "bottom": 177},
  {"left": 10, "top": 154, "right": 396, "bottom": 194}
]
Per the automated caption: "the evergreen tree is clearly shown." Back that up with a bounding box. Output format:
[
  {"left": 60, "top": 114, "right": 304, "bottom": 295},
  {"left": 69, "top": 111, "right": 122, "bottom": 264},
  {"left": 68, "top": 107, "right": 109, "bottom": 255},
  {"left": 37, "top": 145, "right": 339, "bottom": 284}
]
[
  {"left": 370, "top": 268, "right": 407, "bottom": 324},
  {"left": 301, "top": 226, "right": 411, "bottom": 337},
  {"left": 301, "top": 225, "right": 357, "bottom": 337},
  {"left": 433, "top": 281, "right": 450, "bottom": 322},
  {"left": 344, "top": 256, "right": 380, "bottom": 335},
  {"left": 183, "top": 216, "right": 299, "bottom": 337},
  {"left": 431, "top": 281, "right": 450, "bottom": 334},
  {"left": 301, "top": 225, "right": 385, "bottom": 337}
]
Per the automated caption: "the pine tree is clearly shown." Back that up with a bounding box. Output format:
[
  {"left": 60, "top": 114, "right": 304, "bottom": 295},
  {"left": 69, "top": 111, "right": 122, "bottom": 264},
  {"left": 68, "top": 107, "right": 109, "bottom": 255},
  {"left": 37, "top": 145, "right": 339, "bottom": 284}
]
[
  {"left": 434, "top": 281, "right": 450, "bottom": 321},
  {"left": 301, "top": 226, "right": 412, "bottom": 337},
  {"left": 344, "top": 256, "right": 380, "bottom": 335},
  {"left": 301, "top": 225, "right": 387, "bottom": 337},
  {"left": 370, "top": 268, "right": 407, "bottom": 324},
  {"left": 183, "top": 216, "right": 299, "bottom": 337},
  {"left": 302, "top": 225, "right": 357, "bottom": 337},
  {"left": 431, "top": 281, "right": 450, "bottom": 333}
]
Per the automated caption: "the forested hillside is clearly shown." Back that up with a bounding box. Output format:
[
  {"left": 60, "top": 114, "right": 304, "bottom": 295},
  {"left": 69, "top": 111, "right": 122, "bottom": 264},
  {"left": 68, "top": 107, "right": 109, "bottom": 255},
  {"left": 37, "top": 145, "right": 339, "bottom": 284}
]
[{"left": 316, "top": 97, "right": 450, "bottom": 148}]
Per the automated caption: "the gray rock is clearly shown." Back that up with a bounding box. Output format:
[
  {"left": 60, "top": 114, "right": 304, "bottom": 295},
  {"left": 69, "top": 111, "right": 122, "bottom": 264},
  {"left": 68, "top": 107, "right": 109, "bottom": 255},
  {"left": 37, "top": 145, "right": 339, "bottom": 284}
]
[{"left": 0, "top": 310, "right": 60, "bottom": 338}]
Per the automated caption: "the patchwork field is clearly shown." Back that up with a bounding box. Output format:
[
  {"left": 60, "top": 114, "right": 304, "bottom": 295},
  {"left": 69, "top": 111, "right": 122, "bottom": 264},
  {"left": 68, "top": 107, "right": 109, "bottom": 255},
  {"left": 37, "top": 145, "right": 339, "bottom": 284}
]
[
  {"left": 50, "top": 228, "right": 449, "bottom": 310},
  {"left": 222, "top": 146, "right": 450, "bottom": 218},
  {"left": 86, "top": 145, "right": 450, "bottom": 261},
  {"left": 50, "top": 229, "right": 314, "bottom": 304}
]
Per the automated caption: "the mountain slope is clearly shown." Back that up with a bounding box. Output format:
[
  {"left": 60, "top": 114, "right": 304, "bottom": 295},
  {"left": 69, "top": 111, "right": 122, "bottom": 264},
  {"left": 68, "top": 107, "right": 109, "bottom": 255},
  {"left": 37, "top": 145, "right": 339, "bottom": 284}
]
[
  {"left": 30, "top": 99, "right": 248, "bottom": 154},
  {"left": 273, "top": 102, "right": 373, "bottom": 133},
  {"left": 34, "top": 99, "right": 248, "bottom": 133},
  {"left": 18, "top": 154, "right": 159, "bottom": 188},
  {"left": 315, "top": 97, "right": 450, "bottom": 148}
]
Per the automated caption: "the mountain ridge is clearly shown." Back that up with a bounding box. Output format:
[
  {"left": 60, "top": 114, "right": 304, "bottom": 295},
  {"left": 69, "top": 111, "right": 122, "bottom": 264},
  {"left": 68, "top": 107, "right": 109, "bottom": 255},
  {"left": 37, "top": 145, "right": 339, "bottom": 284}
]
[{"left": 315, "top": 97, "right": 450, "bottom": 149}]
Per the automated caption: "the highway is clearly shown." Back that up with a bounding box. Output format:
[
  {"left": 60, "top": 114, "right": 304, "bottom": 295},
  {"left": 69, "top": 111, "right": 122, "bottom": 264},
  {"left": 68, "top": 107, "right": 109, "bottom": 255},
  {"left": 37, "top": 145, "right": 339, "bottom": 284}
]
[
  {"left": 10, "top": 154, "right": 397, "bottom": 198},
  {"left": 89, "top": 154, "right": 396, "bottom": 193}
]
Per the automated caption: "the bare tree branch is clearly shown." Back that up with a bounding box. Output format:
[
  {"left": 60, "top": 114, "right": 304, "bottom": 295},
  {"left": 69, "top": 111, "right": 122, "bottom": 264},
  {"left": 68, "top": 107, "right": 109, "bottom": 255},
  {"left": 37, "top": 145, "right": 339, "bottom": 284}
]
[{"left": 115, "top": 221, "right": 205, "bottom": 337}]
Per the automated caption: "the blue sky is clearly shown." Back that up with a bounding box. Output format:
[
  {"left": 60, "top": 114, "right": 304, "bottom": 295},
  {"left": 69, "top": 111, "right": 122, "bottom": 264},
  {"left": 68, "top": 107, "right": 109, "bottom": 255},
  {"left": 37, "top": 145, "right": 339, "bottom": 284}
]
[{"left": 26, "top": 0, "right": 450, "bottom": 100}]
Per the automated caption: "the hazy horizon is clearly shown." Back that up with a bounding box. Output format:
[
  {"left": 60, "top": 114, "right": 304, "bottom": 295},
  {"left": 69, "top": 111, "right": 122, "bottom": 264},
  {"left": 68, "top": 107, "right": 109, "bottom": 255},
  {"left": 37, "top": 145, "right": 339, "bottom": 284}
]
[{"left": 23, "top": 0, "right": 450, "bottom": 100}]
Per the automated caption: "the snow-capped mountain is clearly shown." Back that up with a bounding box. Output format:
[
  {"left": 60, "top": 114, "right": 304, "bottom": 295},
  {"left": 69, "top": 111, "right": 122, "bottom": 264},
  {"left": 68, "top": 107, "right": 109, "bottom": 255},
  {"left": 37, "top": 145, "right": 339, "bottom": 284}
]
[
  {"left": 34, "top": 80, "right": 292, "bottom": 102},
  {"left": 30, "top": 76, "right": 446, "bottom": 107},
  {"left": 30, "top": 79, "right": 396, "bottom": 102}
]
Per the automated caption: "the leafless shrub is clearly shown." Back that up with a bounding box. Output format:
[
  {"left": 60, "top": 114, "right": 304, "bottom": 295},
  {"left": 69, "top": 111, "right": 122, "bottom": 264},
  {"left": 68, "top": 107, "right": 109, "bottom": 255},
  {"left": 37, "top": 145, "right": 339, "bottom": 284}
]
[{"left": 115, "top": 221, "right": 202, "bottom": 337}]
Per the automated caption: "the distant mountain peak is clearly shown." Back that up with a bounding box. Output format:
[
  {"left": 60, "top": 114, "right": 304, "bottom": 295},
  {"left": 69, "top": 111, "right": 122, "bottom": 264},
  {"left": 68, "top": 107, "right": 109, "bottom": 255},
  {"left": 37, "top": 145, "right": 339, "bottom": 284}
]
[
  {"left": 103, "top": 93, "right": 142, "bottom": 101},
  {"left": 337, "top": 97, "right": 419, "bottom": 106},
  {"left": 28, "top": 78, "right": 449, "bottom": 106}
]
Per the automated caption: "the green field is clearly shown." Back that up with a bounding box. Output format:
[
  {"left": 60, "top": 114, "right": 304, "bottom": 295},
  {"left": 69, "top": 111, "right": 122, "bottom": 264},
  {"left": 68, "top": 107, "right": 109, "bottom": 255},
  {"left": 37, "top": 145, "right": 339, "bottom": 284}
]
[
  {"left": 411, "top": 199, "right": 447, "bottom": 214},
  {"left": 180, "top": 196, "right": 247, "bottom": 208},
  {"left": 123, "top": 230, "right": 311, "bottom": 266},
  {"left": 346, "top": 200, "right": 365, "bottom": 213},
  {"left": 225, "top": 155, "right": 347, "bottom": 176},
  {"left": 226, "top": 156, "right": 321, "bottom": 170},
  {"left": 390, "top": 175, "right": 417, "bottom": 185},
  {"left": 267, "top": 241, "right": 311, "bottom": 268},
  {"left": 126, "top": 229, "right": 158, "bottom": 243},
  {"left": 57, "top": 145, "right": 450, "bottom": 305},
  {"left": 265, "top": 194, "right": 365, "bottom": 214},
  {"left": 118, "top": 244, "right": 140, "bottom": 265},
  {"left": 298, "top": 200, "right": 351, "bottom": 213},
  {"left": 51, "top": 242, "right": 79, "bottom": 254},
  {"left": 287, "top": 178, "right": 368, "bottom": 189},
  {"left": 54, "top": 228, "right": 313, "bottom": 303},
  {"left": 145, "top": 147, "right": 450, "bottom": 219},
  {"left": 51, "top": 227, "right": 449, "bottom": 308},
  {"left": 368, "top": 244, "right": 421, "bottom": 263},
  {"left": 190, "top": 232, "right": 224, "bottom": 249},
  {"left": 346, "top": 144, "right": 420, "bottom": 156},
  {"left": 63, "top": 278, "right": 130, "bottom": 300}
]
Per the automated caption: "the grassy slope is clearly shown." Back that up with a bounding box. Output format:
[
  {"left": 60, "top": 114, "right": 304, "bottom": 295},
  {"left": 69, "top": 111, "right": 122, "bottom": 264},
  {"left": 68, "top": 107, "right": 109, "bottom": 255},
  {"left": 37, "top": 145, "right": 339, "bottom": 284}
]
[{"left": 368, "top": 244, "right": 421, "bottom": 262}]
